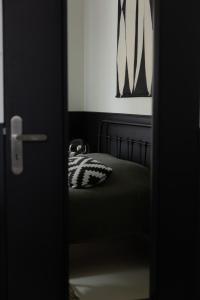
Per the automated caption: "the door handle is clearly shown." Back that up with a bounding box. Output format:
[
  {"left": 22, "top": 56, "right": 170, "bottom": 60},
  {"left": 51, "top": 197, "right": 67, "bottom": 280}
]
[
  {"left": 16, "top": 134, "right": 47, "bottom": 142},
  {"left": 11, "top": 115, "right": 48, "bottom": 175}
]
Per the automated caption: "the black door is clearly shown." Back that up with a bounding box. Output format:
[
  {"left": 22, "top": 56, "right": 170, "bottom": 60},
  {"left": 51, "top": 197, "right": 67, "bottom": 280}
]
[{"left": 2, "top": 0, "right": 66, "bottom": 299}]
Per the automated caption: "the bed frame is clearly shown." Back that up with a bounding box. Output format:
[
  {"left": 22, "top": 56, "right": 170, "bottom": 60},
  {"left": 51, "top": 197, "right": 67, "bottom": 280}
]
[{"left": 98, "top": 120, "right": 152, "bottom": 167}]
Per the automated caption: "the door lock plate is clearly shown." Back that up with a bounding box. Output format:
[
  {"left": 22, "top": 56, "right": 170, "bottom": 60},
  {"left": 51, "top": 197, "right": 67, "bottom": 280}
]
[{"left": 11, "top": 116, "right": 47, "bottom": 175}]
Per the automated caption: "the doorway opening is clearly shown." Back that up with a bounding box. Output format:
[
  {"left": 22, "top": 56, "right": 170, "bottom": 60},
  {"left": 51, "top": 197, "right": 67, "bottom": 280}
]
[{"left": 66, "top": 1, "right": 153, "bottom": 299}]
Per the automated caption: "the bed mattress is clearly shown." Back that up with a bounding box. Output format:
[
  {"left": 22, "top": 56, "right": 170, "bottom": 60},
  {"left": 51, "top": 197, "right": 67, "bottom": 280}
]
[{"left": 69, "top": 153, "right": 150, "bottom": 243}]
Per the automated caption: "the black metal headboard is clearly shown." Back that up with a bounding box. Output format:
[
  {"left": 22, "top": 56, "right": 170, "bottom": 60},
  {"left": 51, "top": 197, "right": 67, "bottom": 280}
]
[{"left": 98, "top": 120, "right": 152, "bottom": 167}]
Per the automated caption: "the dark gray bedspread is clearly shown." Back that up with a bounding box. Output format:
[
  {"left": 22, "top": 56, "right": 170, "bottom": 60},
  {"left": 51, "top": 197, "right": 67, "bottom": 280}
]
[{"left": 69, "top": 153, "right": 150, "bottom": 243}]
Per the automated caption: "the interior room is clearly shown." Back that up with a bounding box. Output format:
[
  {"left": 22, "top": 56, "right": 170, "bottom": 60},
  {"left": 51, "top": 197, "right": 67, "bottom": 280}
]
[
  {"left": 67, "top": 1, "right": 153, "bottom": 299},
  {"left": 0, "top": 0, "right": 200, "bottom": 299}
]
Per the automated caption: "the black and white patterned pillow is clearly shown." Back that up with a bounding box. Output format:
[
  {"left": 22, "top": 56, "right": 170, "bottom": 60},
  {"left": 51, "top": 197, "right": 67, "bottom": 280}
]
[{"left": 68, "top": 155, "right": 112, "bottom": 189}]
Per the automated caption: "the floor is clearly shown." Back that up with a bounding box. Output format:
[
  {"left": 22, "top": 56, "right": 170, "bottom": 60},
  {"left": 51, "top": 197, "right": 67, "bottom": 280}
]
[{"left": 69, "top": 240, "right": 149, "bottom": 300}]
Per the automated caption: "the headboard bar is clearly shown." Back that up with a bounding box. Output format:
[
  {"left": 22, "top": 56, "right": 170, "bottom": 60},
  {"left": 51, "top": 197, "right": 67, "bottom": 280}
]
[
  {"left": 99, "top": 119, "right": 152, "bottom": 128},
  {"left": 98, "top": 120, "right": 151, "bottom": 167}
]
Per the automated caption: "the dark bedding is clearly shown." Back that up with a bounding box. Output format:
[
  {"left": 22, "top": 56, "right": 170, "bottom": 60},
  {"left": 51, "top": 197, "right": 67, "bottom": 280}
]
[{"left": 69, "top": 153, "right": 150, "bottom": 243}]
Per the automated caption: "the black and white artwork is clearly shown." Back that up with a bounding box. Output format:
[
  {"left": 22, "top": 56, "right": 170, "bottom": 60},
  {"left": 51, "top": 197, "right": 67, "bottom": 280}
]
[{"left": 116, "top": 0, "right": 153, "bottom": 98}]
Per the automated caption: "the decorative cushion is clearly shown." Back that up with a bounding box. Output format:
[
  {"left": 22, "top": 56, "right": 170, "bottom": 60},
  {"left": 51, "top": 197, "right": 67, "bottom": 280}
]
[
  {"left": 69, "top": 286, "right": 80, "bottom": 300},
  {"left": 68, "top": 155, "right": 112, "bottom": 189}
]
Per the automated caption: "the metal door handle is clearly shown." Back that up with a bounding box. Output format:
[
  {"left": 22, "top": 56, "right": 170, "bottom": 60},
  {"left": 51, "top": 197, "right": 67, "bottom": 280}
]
[
  {"left": 16, "top": 134, "right": 47, "bottom": 142},
  {"left": 11, "top": 116, "right": 48, "bottom": 175}
]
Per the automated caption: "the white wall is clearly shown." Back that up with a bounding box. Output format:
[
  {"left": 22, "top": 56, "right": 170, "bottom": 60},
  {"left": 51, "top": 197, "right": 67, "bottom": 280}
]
[
  {"left": 68, "top": 0, "right": 84, "bottom": 111},
  {"left": 68, "top": 0, "right": 152, "bottom": 115}
]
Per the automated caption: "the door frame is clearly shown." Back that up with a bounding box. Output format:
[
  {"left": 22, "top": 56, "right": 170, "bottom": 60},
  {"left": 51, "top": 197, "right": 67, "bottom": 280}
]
[
  {"left": 151, "top": 0, "right": 160, "bottom": 298},
  {"left": 152, "top": 0, "right": 200, "bottom": 299},
  {"left": 0, "top": 124, "right": 6, "bottom": 300}
]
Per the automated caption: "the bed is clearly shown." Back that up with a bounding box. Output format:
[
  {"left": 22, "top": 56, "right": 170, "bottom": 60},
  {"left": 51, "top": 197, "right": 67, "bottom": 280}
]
[{"left": 69, "top": 120, "right": 151, "bottom": 243}]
